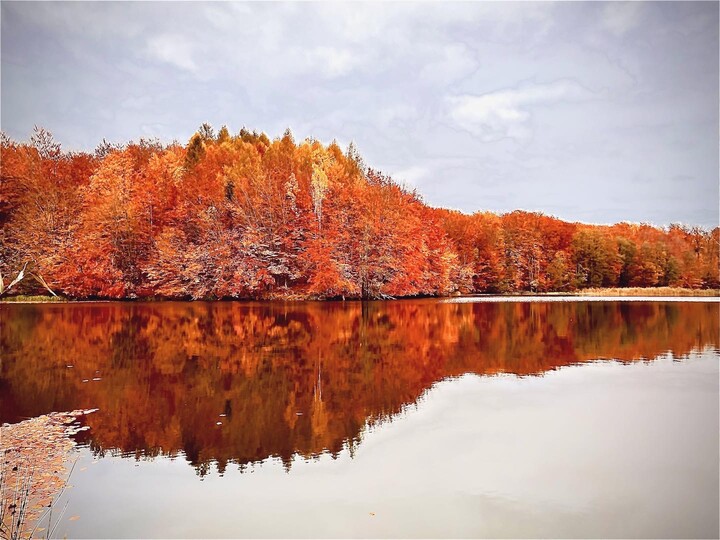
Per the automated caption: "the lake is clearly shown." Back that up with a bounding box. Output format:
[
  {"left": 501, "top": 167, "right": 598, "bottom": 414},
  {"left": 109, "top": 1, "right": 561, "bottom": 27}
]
[{"left": 1, "top": 298, "right": 718, "bottom": 538}]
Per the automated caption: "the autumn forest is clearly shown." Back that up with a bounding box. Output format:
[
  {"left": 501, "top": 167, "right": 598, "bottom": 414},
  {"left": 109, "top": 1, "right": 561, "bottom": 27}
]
[{"left": 1, "top": 125, "right": 718, "bottom": 300}]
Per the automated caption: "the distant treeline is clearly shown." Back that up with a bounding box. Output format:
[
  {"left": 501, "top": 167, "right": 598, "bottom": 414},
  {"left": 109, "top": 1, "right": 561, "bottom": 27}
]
[{"left": 1, "top": 125, "right": 718, "bottom": 299}]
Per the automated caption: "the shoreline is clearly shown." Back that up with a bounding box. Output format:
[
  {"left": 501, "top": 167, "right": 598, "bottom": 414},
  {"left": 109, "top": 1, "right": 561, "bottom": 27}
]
[{"left": 1, "top": 287, "right": 718, "bottom": 304}]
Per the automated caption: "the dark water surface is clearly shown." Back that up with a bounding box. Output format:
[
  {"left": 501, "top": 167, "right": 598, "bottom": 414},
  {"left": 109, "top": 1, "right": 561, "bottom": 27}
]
[{"left": 1, "top": 299, "right": 718, "bottom": 538}]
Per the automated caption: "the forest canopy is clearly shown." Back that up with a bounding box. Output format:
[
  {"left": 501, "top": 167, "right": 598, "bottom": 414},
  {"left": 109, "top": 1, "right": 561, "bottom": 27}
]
[{"left": 1, "top": 125, "right": 718, "bottom": 299}]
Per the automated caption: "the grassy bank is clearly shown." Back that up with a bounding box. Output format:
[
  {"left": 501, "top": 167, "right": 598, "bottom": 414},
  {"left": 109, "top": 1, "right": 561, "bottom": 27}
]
[
  {"left": 0, "top": 294, "right": 67, "bottom": 302},
  {"left": 574, "top": 287, "right": 719, "bottom": 297},
  {"left": 1, "top": 287, "right": 718, "bottom": 303}
]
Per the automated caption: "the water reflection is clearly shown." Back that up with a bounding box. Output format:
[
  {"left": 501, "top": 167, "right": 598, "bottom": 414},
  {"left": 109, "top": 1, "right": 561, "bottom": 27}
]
[{"left": 1, "top": 300, "right": 717, "bottom": 474}]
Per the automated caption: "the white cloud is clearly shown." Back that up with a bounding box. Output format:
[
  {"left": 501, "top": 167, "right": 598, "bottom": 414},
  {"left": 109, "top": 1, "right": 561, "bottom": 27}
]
[
  {"left": 319, "top": 3, "right": 397, "bottom": 44},
  {"left": 376, "top": 104, "right": 419, "bottom": 128},
  {"left": 420, "top": 44, "right": 477, "bottom": 85},
  {"left": 601, "top": 2, "right": 644, "bottom": 36},
  {"left": 146, "top": 34, "right": 197, "bottom": 72},
  {"left": 305, "top": 47, "right": 359, "bottom": 79},
  {"left": 446, "top": 81, "right": 593, "bottom": 141},
  {"left": 203, "top": 4, "right": 252, "bottom": 31},
  {"left": 392, "top": 166, "right": 429, "bottom": 186}
]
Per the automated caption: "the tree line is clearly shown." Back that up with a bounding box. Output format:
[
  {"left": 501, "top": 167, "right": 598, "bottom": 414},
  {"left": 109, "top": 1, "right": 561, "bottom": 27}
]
[{"left": 1, "top": 125, "right": 718, "bottom": 299}]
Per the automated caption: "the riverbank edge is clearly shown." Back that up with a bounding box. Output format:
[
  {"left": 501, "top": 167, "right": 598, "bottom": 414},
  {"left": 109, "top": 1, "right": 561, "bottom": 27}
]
[{"left": 1, "top": 287, "right": 719, "bottom": 303}]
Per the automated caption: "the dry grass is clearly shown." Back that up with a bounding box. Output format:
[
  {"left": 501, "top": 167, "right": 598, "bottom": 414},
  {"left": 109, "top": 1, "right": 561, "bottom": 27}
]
[
  {"left": 1, "top": 410, "right": 96, "bottom": 539},
  {"left": 0, "top": 295, "right": 66, "bottom": 303},
  {"left": 576, "top": 287, "right": 719, "bottom": 297}
]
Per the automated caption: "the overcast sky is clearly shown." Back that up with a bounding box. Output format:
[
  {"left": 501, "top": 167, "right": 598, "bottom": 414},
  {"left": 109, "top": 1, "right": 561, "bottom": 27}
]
[{"left": 2, "top": 1, "right": 718, "bottom": 227}]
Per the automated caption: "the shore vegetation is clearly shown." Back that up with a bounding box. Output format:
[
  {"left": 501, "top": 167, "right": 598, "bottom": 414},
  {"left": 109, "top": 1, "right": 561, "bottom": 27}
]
[{"left": 2, "top": 126, "right": 717, "bottom": 300}]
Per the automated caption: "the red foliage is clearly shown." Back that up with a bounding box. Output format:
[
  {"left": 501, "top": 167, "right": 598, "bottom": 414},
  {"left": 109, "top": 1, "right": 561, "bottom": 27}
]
[{"left": 1, "top": 126, "right": 717, "bottom": 299}]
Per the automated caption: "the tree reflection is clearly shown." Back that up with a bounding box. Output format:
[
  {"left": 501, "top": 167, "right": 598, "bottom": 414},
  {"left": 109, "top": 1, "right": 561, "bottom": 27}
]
[{"left": 1, "top": 300, "right": 717, "bottom": 474}]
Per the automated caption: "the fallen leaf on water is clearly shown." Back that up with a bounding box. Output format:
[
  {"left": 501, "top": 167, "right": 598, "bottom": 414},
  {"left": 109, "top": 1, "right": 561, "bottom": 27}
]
[{"left": 69, "top": 515, "right": 80, "bottom": 521}]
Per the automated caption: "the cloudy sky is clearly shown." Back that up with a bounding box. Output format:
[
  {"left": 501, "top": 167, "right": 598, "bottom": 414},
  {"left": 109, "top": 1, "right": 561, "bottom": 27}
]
[{"left": 2, "top": 1, "right": 718, "bottom": 227}]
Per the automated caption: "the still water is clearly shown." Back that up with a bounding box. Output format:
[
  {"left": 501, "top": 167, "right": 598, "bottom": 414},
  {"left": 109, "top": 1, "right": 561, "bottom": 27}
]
[{"left": 1, "top": 299, "right": 718, "bottom": 538}]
